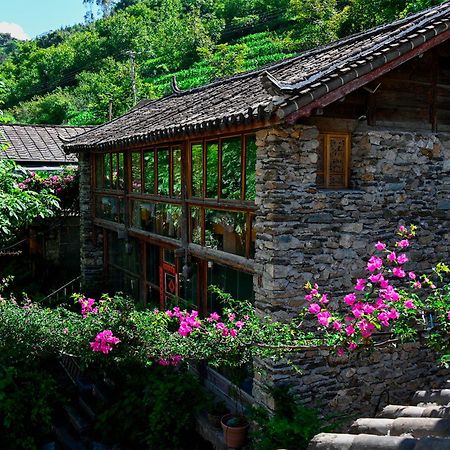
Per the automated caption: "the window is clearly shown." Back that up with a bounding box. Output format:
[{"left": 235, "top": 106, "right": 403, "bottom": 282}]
[
  {"left": 95, "top": 152, "right": 125, "bottom": 191},
  {"left": 190, "top": 134, "right": 256, "bottom": 201},
  {"left": 317, "top": 133, "right": 350, "bottom": 189}
]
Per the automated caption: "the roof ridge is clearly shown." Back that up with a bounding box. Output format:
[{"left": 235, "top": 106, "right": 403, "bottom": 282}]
[{"left": 0, "top": 123, "right": 93, "bottom": 129}]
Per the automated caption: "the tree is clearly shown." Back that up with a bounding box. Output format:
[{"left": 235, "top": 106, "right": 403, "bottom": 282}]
[{"left": 0, "top": 159, "right": 59, "bottom": 244}]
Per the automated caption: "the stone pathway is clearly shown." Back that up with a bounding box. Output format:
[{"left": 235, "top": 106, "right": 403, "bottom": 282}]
[{"left": 308, "top": 381, "right": 450, "bottom": 449}]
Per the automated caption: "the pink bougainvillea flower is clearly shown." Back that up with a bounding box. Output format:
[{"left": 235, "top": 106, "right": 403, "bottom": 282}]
[
  {"left": 348, "top": 342, "right": 358, "bottom": 351},
  {"left": 375, "top": 241, "right": 386, "bottom": 251},
  {"left": 228, "top": 313, "right": 236, "bottom": 322},
  {"left": 235, "top": 321, "right": 245, "bottom": 329},
  {"left": 408, "top": 272, "right": 416, "bottom": 280},
  {"left": 363, "top": 304, "right": 376, "bottom": 315},
  {"left": 397, "top": 254, "right": 409, "bottom": 264},
  {"left": 345, "top": 325, "right": 355, "bottom": 336},
  {"left": 216, "top": 322, "right": 226, "bottom": 331},
  {"left": 317, "top": 311, "right": 332, "bottom": 327},
  {"left": 397, "top": 239, "right": 410, "bottom": 248},
  {"left": 337, "top": 347, "right": 345, "bottom": 357},
  {"left": 447, "top": 311, "right": 450, "bottom": 320},
  {"left": 404, "top": 300, "right": 416, "bottom": 309},
  {"left": 308, "top": 303, "right": 321, "bottom": 315},
  {"left": 351, "top": 305, "right": 363, "bottom": 319},
  {"left": 378, "top": 312, "right": 390, "bottom": 326},
  {"left": 369, "top": 273, "right": 382, "bottom": 283},
  {"left": 304, "top": 294, "right": 313, "bottom": 301},
  {"left": 367, "top": 256, "right": 383, "bottom": 272},
  {"left": 207, "top": 312, "right": 221, "bottom": 322},
  {"left": 387, "top": 252, "right": 397, "bottom": 262},
  {"left": 320, "top": 294, "right": 329, "bottom": 304},
  {"left": 63, "top": 327, "right": 69, "bottom": 335},
  {"left": 344, "top": 293, "right": 357, "bottom": 306},
  {"left": 398, "top": 225, "right": 407, "bottom": 234},
  {"left": 392, "top": 267, "right": 406, "bottom": 278},
  {"left": 229, "top": 329, "right": 238, "bottom": 337},
  {"left": 355, "top": 278, "right": 366, "bottom": 291},
  {"left": 333, "top": 321, "right": 342, "bottom": 330},
  {"left": 90, "top": 330, "right": 120, "bottom": 354},
  {"left": 388, "top": 309, "right": 400, "bottom": 320}
]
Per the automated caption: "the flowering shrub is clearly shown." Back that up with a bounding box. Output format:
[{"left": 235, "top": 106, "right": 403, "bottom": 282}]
[
  {"left": 304, "top": 226, "right": 449, "bottom": 361},
  {"left": 0, "top": 227, "right": 448, "bottom": 369},
  {"left": 17, "top": 166, "right": 79, "bottom": 212}
]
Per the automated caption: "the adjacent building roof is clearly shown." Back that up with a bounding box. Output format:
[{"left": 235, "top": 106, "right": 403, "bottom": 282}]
[
  {"left": 0, "top": 124, "right": 91, "bottom": 165},
  {"left": 64, "top": 1, "right": 450, "bottom": 152}
]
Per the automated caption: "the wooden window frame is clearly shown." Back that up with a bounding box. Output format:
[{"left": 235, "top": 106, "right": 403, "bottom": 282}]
[{"left": 317, "top": 132, "right": 351, "bottom": 189}]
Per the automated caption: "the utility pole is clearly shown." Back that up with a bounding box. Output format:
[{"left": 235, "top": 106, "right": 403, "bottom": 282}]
[
  {"left": 108, "top": 99, "right": 113, "bottom": 121},
  {"left": 126, "top": 50, "right": 137, "bottom": 106}
]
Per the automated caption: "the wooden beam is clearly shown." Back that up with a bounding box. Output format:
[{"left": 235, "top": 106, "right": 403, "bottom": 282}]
[
  {"left": 286, "top": 28, "right": 450, "bottom": 124},
  {"left": 188, "top": 243, "right": 255, "bottom": 273}
]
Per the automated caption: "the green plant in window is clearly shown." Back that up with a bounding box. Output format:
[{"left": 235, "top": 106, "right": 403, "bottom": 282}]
[{"left": 221, "top": 138, "right": 242, "bottom": 200}]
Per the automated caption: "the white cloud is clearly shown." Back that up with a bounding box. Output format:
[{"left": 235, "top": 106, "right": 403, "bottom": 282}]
[{"left": 0, "top": 22, "right": 29, "bottom": 41}]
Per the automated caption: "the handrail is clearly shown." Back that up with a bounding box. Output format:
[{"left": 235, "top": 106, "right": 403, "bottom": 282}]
[{"left": 42, "top": 275, "right": 81, "bottom": 301}]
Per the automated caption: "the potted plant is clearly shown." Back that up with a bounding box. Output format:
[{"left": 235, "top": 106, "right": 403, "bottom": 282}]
[
  {"left": 206, "top": 398, "right": 228, "bottom": 429},
  {"left": 221, "top": 413, "right": 249, "bottom": 448}
]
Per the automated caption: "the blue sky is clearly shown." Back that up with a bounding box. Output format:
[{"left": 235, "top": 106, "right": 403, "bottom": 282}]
[{"left": 0, "top": 0, "right": 100, "bottom": 39}]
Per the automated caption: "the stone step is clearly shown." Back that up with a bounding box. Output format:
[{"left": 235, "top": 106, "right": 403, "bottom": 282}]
[
  {"left": 411, "top": 390, "right": 450, "bottom": 406},
  {"left": 307, "top": 433, "right": 450, "bottom": 450},
  {"left": 350, "top": 417, "right": 450, "bottom": 438},
  {"left": 53, "top": 425, "right": 88, "bottom": 450},
  {"left": 78, "top": 392, "right": 98, "bottom": 422},
  {"left": 307, "top": 433, "right": 417, "bottom": 449},
  {"left": 64, "top": 405, "right": 91, "bottom": 435},
  {"left": 379, "top": 404, "right": 450, "bottom": 419}
]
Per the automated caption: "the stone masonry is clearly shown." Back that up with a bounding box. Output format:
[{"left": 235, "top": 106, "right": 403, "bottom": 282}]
[
  {"left": 252, "top": 123, "right": 450, "bottom": 417},
  {"left": 78, "top": 152, "right": 103, "bottom": 294}
]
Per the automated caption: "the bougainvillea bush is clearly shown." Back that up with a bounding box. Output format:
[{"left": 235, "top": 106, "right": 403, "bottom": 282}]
[
  {"left": 17, "top": 165, "right": 79, "bottom": 212},
  {"left": 0, "top": 226, "right": 448, "bottom": 370}
]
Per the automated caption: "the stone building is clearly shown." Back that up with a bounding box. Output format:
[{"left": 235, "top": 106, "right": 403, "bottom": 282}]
[{"left": 64, "top": 4, "right": 450, "bottom": 417}]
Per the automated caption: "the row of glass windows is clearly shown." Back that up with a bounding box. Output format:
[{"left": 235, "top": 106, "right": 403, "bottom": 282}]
[
  {"left": 105, "top": 231, "right": 254, "bottom": 313},
  {"left": 93, "top": 134, "right": 257, "bottom": 202},
  {"left": 190, "top": 135, "right": 256, "bottom": 201}
]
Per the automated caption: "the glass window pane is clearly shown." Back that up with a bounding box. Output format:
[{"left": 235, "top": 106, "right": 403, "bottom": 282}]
[
  {"left": 206, "top": 142, "right": 218, "bottom": 199},
  {"left": 191, "top": 207, "right": 202, "bottom": 245},
  {"left": 157, "top": 148, "right": 170, "bottom": 196},
  {"left": 156, "top": 204, "right": 181, "bottom": 239},
  {"left": 205, "top": 209, "right": 246, "bottom": 256},
  {"left": 144, "top": 150, "right": 155, "bottom": 194},
  {"left": 181, "top": 261, "right": 197, "bottom": 308},
  {"left": 191, "top": 143, "right": 203, "bottom": 197},
  {"left": 245, "top": 136, "right": 256, "bottom": 201},
  {"left": 221, "top": 137, "right": 242, "bottom": 200},
  {"left": 95, "top": 154, "right": 103, "bottom": 190},
  {"left": 111, "top": 153, "right": 118, "bottom": 190},
  {"left": 132, "top": 152, "right": 142, "bottom": 192},
  {"left": 133, "top": 201, "right": 156, "bottom": 232},
  {"left": 173, "top": 147, "right": 182, "bottom": 197},
  {"left": 132, "top": 201, "right": 181, "bottom": 240},
  {"left": 104, "top": 154, "right": 111, "bottom": 189},
  {"left": 118, "top": 153, "right": 125, "bottom": 190},
  {"left": 163, "top": 249, "right": 175, "bottom": 265},
  {"left": 96, "top": 196, "right": 122, "bottom": 223},
  {"left": 207, "top": 263, "right": 254, "bottom": 314}
]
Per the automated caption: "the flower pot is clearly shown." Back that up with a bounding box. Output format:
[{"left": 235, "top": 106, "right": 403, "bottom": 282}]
[{"left": 221, "top": 414, "right": 249, "bottom": 449}]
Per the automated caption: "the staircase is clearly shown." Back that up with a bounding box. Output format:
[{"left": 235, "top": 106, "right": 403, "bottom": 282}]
[
  {"left": 40, "top": 355, "right": 122, "bottom": 450},
  {"left": 308, "top": 382, "right": 450, "bottom": 449}
]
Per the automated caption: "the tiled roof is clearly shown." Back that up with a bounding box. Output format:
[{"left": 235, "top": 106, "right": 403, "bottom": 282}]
[
  {"left": 0, "top": 124, "right": 91, "bottom": 163},
  {"left": 308, "top": 382, "right": 450, "bottom": 449},
  {"left": 64, "top": 1, "right": 450, "bottom": 151}
]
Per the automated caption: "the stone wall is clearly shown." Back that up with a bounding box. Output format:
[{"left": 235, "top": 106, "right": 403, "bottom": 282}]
[
  {"left": 78, "top": 152, "right": 103, "bottom": 294},
  {"left": 252, "top": 123, "right": 450, "bottom": 416}
]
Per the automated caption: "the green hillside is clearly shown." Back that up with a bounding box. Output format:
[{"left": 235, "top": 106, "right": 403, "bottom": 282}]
[{"left": 0, "top": 0, "right": 444, "bottom": 126}]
